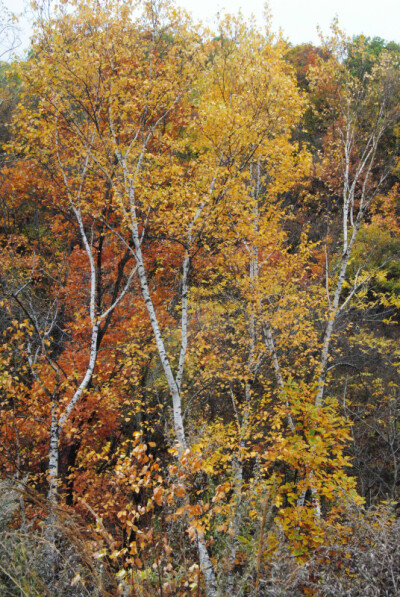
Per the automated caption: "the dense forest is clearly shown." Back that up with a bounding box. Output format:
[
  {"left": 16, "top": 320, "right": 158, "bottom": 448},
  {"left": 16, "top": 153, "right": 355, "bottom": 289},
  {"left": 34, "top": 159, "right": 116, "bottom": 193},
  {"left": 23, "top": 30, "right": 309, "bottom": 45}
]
[{"left": 1, "top": 0, "right": 400, "bottom": 595}]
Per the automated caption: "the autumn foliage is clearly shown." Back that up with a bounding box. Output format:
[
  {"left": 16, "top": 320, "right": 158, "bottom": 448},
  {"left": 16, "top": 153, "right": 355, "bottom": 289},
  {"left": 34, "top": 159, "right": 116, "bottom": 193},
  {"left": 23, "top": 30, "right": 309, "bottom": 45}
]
[{"left": 0, "top": 1, "right": 400, "bottom": 595}]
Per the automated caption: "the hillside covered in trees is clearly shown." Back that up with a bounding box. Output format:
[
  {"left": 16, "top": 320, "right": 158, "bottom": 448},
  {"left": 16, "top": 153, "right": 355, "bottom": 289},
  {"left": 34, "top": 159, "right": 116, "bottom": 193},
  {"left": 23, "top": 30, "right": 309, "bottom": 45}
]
[{"left": 1, "top": 1, "right": 400, "bottom": 595}]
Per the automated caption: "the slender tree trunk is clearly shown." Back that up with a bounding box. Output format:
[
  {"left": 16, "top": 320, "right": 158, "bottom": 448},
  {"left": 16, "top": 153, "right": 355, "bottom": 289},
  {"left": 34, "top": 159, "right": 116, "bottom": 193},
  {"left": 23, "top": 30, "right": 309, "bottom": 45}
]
[
  {"left": 128, "top": 194, "right": 217, "bottom": 596},
  {"left": 48, "top": 400, "right": 60, "bottom": 504},
  {"left": 132, "top": 233, "right": 187, "bottom": 449}
]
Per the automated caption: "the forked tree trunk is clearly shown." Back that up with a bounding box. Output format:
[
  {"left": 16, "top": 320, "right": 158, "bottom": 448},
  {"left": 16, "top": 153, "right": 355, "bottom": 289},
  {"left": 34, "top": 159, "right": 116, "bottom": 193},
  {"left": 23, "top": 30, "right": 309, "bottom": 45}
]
[{"left": 128, "top": 196, "right": 217, "bottom": 596}]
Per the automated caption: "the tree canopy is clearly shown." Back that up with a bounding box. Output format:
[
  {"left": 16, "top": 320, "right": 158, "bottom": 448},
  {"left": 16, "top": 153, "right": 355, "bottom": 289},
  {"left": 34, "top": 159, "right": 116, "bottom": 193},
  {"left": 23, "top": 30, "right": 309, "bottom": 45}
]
[{"left": 1, "top": 2, "right": 400, "bottom": 595}]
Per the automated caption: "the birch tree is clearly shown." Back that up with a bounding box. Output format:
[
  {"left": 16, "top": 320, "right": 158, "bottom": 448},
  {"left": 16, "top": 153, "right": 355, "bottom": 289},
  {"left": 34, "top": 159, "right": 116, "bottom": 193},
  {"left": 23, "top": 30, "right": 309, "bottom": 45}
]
[
  {"left": 295, "top": 31, "right": 400, "bottom": 508},
  {"left": 11, "top": 1, "right": 319, "bottom": 591}
]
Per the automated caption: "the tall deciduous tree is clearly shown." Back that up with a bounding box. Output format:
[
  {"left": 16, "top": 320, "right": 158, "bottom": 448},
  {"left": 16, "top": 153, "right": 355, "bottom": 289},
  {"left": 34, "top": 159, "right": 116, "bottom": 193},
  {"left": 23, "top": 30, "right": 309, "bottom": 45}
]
[{"left": 10, "top": 0, "right": 315, "bottom": 591}]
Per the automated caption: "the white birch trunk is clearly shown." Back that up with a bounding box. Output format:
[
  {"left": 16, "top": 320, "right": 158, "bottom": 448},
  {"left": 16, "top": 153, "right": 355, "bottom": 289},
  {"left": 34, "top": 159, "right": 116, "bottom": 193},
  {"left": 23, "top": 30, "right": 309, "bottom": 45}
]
[
  {"left": 46, "top": 147, "right": 136, "bottom": 505},
  {"left": 297, "top": 93, "right": 389, "bottom": 508},
  {"left": 125, "top": 182, "right": 218, "bottom": 595},
  {"left": 131, "top": 228, "right": 187, "bottom": 449},
  {"left": 131, "top": 235, "right": 219, "bottom": 594},
  {"left": 48, "top": 400, "right": 60, "bottom": 504}
]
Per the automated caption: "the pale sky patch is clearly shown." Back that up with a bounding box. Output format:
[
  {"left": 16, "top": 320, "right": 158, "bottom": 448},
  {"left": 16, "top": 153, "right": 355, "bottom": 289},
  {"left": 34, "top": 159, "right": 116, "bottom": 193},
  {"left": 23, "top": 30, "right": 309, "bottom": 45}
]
[{"left": 2, "top": 0, "right": 400, "bottom": 57}]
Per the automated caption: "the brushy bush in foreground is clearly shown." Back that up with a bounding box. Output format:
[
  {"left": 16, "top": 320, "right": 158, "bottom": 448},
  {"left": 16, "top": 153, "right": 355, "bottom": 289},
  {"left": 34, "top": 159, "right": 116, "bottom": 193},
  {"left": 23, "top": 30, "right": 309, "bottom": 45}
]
[{"left": 0, "top": 479, "right": 116, "bottom": 597}]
